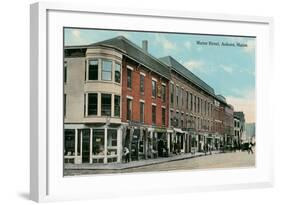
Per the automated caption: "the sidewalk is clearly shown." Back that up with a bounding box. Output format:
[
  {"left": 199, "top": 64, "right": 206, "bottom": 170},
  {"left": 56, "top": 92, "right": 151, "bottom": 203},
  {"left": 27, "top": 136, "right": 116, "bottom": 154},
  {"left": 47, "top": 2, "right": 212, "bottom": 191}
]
[{"left": 65, "top": 151, "right": 221, "bottom": 170}]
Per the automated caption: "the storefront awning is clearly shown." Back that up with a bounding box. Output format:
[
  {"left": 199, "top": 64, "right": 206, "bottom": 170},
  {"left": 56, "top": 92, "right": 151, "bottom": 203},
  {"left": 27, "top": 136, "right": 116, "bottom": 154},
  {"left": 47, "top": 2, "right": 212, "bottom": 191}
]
[{"left": 174, "top": 128, "right": 184, "bottom": 133}]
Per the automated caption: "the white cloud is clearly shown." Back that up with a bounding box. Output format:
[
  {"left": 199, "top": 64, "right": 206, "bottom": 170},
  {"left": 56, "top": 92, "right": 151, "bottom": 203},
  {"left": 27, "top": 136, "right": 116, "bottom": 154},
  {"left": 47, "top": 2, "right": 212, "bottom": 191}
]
[
  {"left": 68, "top": 29, "right": 88, "bottom": 45},
  {"left": 183, "top": 60, "right": 204, "bottom": 71},
  {"left": 243, "top": 39, "right": 255, "bottom": 54},
  {"left": 154, "top": 34, "right": 177, "bottom": 51},
  {"left": 220, "top": 64, "right": 233, "bottom": 74},
  {"left": 226, "top": 89, "right": 256, "bottom": 123},
  {"left": 184, "top": 41, "right": 192, "bottom": 50}
]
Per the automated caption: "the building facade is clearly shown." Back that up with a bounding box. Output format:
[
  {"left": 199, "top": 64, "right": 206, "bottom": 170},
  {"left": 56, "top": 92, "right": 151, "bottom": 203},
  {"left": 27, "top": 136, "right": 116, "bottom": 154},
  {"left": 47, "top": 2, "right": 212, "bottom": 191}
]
[{"left": 64, "top": 36, "right": 236, "bottom": 164}]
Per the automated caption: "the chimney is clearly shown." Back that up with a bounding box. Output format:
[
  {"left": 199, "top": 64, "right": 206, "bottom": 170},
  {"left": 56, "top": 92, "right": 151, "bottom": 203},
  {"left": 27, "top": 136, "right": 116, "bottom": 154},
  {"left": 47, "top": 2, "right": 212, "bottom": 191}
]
[{"left": 142, "top": 40, "right": 148, "bottom": 52}]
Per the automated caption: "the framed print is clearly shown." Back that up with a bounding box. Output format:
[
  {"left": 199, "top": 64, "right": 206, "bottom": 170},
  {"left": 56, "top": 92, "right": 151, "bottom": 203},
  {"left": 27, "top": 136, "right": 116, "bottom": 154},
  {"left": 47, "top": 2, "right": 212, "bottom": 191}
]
[{"left": 30, "top": 2, "right": 274, "bottom": 202}]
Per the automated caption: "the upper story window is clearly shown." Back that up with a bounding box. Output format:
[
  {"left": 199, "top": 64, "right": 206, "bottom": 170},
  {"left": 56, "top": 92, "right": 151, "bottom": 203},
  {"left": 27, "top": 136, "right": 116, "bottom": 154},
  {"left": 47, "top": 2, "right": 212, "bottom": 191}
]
[
  {"left": 152, "top": 80, "right": 157, "bottom": 98},
  {"left": 115, "top": 63, "right": 121, "bottom": 83},
  {"left": 162, "top": 107, "right": 166, "bottom": 126},
  {"left": 127, "top": 98, "right": 132, "bottom": 121},
  {"left": 186, "top": 91, "right": 189, "bottom": 110},
  {"left": 140, "top": 102, "right": 145, "bottom": 123},
  {"left": 161, "top": 84, "right": 166, "bottom": 103},
  {"left": 170, "top": 83, "right": 174, "bottom": 106},
  {"left": 140, "top": 74, "right": 145, "bottom": 93},
  {"left": 181, "top": 88, "right": 184, "bottom": 107},
  {"left": 88, "top": 60, "right": 98, "bottom": 80},
  {"left": 114, "top": 95, "right": 120, "bottom": 117},
  {"left": 88, "top": 93, "right": 98, "bottom": 115},
  {"left": 101, "top": 60, "right": 112, "bottom": 81},
  {"left": 176, "top": 86, "right": 179, "bottom": 106},
  {"left": 152, "top": 105, "right": 156, "bottom": 124},
  {"left": 101, "top": 94, "right": 111, "bottom": 116},
  {"left": 127, "top": 68, "right": 132, "bottom": 88},
  {"left": 190, "top": 93, "right": 193, "bottom": 111}
]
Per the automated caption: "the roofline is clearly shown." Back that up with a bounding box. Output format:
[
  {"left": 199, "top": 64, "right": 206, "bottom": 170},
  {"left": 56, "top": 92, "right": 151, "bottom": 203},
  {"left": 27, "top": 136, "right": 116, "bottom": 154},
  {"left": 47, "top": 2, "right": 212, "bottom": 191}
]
[
  {"left": 70, "top": 43, "right": 171, "bottom": 80},
  {"left": 170, "top": 67, "right": 215, "bottom": 97}
]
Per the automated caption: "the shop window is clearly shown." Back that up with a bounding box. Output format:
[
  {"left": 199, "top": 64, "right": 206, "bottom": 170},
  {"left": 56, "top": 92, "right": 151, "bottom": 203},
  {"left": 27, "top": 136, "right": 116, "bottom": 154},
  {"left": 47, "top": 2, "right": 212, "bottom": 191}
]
[
  {"left": 102, "top": 60, "right": 112, "bottom": 81},
  {"left": 101, "top": 94, "right": 111, "bottom": 116},
  {"left": 64, "top": 129, "right": 75, "bottom": 156},
  {"left": 88, "top": 93, "right": 98, "bottom": 115},
  {"left": 88, "top": 60, "right": 98, "bottom": 80},
  {"left": 107, "top": 129, "right": 117, "bottom": 156},
  {"left": 92, "top": 129, "right": 105, "bottom": 155},
  {"left": 115, "top": 63, "right": 121, "bottom": 83}
]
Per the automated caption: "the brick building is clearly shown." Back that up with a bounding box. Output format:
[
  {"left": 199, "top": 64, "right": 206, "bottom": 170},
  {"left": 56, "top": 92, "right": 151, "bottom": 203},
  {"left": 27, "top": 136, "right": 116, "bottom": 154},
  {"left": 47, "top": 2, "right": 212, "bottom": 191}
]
[{"left": 63, "top": 35, "right": 236, "bottom": 164}]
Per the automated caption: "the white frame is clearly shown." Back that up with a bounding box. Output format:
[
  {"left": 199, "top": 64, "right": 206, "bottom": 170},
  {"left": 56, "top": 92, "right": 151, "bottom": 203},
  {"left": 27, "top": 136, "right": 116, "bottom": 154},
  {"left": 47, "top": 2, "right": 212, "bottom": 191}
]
[{"left": 30, "top": 2, "right": 274, "bottom": 202}]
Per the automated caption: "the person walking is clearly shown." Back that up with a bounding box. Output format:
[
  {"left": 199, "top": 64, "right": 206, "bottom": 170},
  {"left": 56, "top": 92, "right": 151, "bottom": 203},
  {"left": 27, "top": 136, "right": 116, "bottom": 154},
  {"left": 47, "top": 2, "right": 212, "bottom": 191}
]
[
  {"left": 123, "top": 146, "right": 130, "bottom": 163},
  {"left": 248, "top": 143, "right": 254, "bottom": 154}
]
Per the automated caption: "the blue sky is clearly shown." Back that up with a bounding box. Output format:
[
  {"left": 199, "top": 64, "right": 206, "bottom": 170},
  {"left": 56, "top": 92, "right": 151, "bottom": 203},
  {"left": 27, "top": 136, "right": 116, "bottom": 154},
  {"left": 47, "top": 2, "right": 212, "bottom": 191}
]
[{"left": 64, "top": 28, "right": 256, "bottom": 123}]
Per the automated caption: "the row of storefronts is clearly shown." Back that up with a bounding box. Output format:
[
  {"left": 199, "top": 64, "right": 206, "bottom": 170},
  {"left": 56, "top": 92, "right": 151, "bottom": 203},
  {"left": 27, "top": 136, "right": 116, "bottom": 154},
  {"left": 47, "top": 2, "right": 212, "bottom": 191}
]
[{"left": 64, "top": 123, "right": 227, "bottom": 164}]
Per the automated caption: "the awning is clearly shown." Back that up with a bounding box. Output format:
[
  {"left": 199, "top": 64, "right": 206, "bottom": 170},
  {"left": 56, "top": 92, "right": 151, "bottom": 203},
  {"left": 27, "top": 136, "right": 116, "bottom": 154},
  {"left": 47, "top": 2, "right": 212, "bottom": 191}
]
[{"left": 174, "top": 128, "right": 184, "bottom": 133}]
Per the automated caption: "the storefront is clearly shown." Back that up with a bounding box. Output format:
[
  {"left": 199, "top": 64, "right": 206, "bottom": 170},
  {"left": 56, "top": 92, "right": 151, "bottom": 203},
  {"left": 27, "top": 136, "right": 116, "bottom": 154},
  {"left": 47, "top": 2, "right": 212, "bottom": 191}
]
[{"left": 64, "top": 123, "right": 123, "bottom": 164}]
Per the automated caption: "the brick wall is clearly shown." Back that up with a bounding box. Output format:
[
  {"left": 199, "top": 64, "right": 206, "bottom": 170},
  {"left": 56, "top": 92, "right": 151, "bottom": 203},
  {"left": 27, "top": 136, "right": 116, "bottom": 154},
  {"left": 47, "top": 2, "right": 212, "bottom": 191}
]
[{"left": 121, "top": 57, "right": 169, "bottom": 128}]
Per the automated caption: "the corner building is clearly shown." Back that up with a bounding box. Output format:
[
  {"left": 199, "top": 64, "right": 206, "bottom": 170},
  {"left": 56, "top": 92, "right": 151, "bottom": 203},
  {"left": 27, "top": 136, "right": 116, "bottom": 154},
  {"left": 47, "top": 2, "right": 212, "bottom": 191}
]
[{"left": 64, "top": 36, "right": 170, "bottom": 164}]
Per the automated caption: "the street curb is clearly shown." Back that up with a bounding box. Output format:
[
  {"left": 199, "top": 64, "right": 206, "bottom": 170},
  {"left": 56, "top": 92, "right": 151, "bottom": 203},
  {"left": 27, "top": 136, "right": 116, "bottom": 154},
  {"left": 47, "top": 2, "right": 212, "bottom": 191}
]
[{"left": 65, "top": 151, "right": 223, "bottom": 171}]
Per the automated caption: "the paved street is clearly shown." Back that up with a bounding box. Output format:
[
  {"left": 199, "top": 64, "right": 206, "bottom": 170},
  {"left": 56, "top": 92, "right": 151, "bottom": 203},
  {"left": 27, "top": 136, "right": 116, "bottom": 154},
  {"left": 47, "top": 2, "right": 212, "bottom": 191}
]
[{"left": 64, "top": 151, "right": 255, "bottom": 176}]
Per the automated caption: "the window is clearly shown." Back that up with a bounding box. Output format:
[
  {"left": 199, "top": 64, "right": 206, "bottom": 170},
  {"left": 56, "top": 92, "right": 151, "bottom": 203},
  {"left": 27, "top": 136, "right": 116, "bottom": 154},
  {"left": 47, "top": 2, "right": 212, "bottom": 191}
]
[
  {"left": 88, "top": 93, "right": 98, "bottom": 115},
  {"left": 152, "top": 80, "right": 157, "bottom": 98},
  {"left": 92, "top": 129, "right": 104, "bottom": 155},
  {"left": 64, "top": 94, "right": 66, "bottom": 117},
  {"left": 181, "top": 119, "right": 184, "bottom": 128},
  {"left": 176, "top": 86, "right": 179, "bottom": 106},
  {"left": 140, "top": 74, "right": 145, "bottom": 93},
  {"left": 101, "top": 60, "right": 112, "bottom": 81},
  {"left": 190, "top": 93, "right": 193, "bottom": 111},
  {"left": 162, "top": 108, "right": 166, "bottom": 126},
  {"left": 127, "top": 98, "right": 132, "bottom": 120},
  {"left": 64, "top": 61, "right": 67, "bottom": 83},
  {"left": 88, "top": 60, "right": 98, "bottom": 80},
  {"left": 193, "top": 95, "right": 196, "bottom": 113},
  {"left": 127, "top": 68, "right": 132, "bottom": 88},
  {"left": 170, "top": 84, "right": 174, "bottom": 106},
  {"left": 107, "top": 129, "right": 117, "bottom": 147},
  {"left": 181, "top": 88, "right": 184, "bottom": 107},
  {"left": 186, "top": 91, "right": 189, "bottom": 110},
  {"left": 101, "top": 94, "right": 111, "bottom": 116},
  {"left": 140, "top": 102, "right": 145, "bottom": 123},
  {"left": 114, "top": 95, "right": 120, "bottom": 117},
  {"left": 197, "top": 97, "right": 200, "bottom": 113},
  {"left": 170, "top": 110, "right": 173, "bottom": 126},
  {"left": 64, "top": 129, "right": 75, "bottom": 156},
  {"left": 115, "top": 63, "right": 121, "bottom": 83},
  {"left": 152, "top": 105, "right": 156, "bottom": 124},
  {"left": 161, "top": 84, "right": 166, "bottom": 102}
]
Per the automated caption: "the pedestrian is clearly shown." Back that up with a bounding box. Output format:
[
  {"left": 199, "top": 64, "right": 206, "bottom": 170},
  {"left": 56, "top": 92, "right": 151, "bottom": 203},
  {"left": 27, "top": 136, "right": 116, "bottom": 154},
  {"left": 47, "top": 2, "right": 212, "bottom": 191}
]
[
  {"left": 123, "top": 146, "right": 130, "bottom": 163},
  {"left": 248, "top": 142, "right": 254, "bottom": 154}
]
